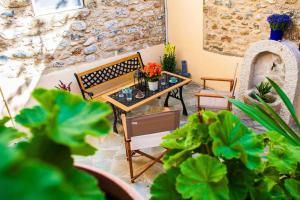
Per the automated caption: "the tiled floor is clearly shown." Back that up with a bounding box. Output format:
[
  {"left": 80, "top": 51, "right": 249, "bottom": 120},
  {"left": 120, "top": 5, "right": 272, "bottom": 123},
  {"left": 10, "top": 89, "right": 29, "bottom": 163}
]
[{"left": 74, "top": 82, "right": 264, "bottom": 199}]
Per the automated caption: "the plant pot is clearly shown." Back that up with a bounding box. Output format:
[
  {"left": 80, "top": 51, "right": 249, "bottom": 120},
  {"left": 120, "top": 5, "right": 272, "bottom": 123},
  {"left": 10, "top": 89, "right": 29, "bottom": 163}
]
[
  {"left": 269, "top": 29, "right": 284, "bottom": 41},
  {"left": 76, "top": 164, "right": 143, "bottom": 200},
  {"left": 148, "top": 81, "right": 159, "bottom": 91},
  {"left": 243, "top": 90, "right": 282, "bottom": 112}
]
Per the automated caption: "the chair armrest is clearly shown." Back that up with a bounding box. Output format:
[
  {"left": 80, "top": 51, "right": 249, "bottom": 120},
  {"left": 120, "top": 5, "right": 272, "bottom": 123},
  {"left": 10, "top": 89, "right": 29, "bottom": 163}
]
[{"left": 201, "top": 77, "right": 234, "bottom": 83}]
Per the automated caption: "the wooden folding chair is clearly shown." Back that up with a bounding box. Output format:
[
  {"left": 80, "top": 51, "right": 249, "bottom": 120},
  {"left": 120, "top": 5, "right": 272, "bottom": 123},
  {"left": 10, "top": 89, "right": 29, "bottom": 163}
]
[
  {"left": 121, "top": 109, "right": 180, "bottom": 183},
  {"left": 195, "top": 65, "right": 238, "bottom": 111}
]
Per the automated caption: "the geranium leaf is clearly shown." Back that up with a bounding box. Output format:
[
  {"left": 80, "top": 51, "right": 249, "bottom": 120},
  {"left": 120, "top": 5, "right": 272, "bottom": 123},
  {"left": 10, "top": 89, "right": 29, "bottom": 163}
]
[
  {"left": 162, "top": 148, "right": 194, "bottom": 170},
  {"left": 16, "top": 89, "right": 111, "bottom": 156},
  {"left": 0, "top": 161, "right": 77, "bottom": 200},
  {"left": 267, "top": 132, "right": 300, "bottom": 174},
  {"left": 15, "top": 106, "right": 48, "bottom": 128},
  {"left": 176, "top": 154, "right": 229, "bottom": 200},
  {"left": 227, "top": 159, "right": 256, "bottom": 200},
  {"left": 150, "top": 168, "right": 182, "bottom": 200},
  {"left": 284, "top": 179, "right": 300, "bottom": 199},
  {"left": 209, "top": 111, "right": 263, "bottom": 170},
  {"left": 0, "top": 117, "right": 26, "bottom": 144}
]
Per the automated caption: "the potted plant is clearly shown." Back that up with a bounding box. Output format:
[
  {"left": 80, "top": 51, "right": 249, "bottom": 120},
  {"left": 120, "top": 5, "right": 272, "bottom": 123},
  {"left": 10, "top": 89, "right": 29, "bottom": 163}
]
[
  {"left": 143, "top": 62, "right": 162, "bottom": 91},
  {"left": 267, "top": 14, "right": 292, "bottom": 41},
  {"left": 0, "top": 88, "right": 143, "bottom": 200},
  {"left": 150, "top": 109, "right": 300, "bottom": 200},
  {"left": 161, "top": 43, "right": 176, "bottom": 73},
  {"left": 244, "top": 80, "right": 281, "bottom": 112}
]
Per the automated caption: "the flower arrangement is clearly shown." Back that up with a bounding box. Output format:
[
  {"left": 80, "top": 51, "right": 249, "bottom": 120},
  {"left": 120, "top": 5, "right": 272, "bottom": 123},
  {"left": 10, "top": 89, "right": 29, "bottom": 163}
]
[
  {"left": 143, "top": 62, "right": 162, "bottom": 82},
  {"left": 267, "top": 14, "right": 292, "bottom": 31},
  {"left": 161, "top": 43, "right": 176, "bottom": 73}
]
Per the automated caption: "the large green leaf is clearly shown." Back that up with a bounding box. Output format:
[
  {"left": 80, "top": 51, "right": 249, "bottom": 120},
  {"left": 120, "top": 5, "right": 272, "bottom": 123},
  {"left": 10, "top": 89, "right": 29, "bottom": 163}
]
[
  {"left": 267, "top": 131, "right": 300, "bottom": 174},
  {"left": 176, "top": 154, "right": 229, "bottom": 200},
  {"left": 0, "top": 117, "right": 26, "bottom": 144},
  {"left": 0, "top": 161, "right": 77, "bottom": 200},
  {"left": 150, "top": 168, "right": 182, "bottom": 200},
  {"left": 161, "top": 114, "right": 208, "bottom": 169},
  {"left": 16, "top": 89, "right": 112, "bottom": 155},
  {"left": 209, "top": 111, "right": 263, "bottom": 170},
  {"left": 267, "top": 77, "right": 300, "bottom": 130},
  {"left": 284, "top": 179, "right": 300, "bottom": 199},
  {"left": 226, "top": 159, "right": 256, "bottom": 200},
  {"left": 254, "top": 95, "right": 300, "bottom": 145}
]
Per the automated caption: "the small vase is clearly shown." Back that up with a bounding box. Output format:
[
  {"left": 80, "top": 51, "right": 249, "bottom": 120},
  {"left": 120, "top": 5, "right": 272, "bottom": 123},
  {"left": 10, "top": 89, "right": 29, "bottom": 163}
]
[
  {"left": 269, "top": 29, "right": 284, "bottom": 41},
  {"left": 148, "top": 81, "right": 159, "bottom": 91}
]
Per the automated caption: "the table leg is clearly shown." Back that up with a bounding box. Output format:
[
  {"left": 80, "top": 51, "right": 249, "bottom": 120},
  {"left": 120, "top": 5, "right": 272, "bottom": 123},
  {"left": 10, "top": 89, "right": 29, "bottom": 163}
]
[
  {"left": 111, "top": 103, "right": 118, "bottom": 133},
  {"left": 163, "top": 86, "right": 188, "bottom": 116},
  {"left": 179, "top": 86, "right": 188, "bottom": 116}
]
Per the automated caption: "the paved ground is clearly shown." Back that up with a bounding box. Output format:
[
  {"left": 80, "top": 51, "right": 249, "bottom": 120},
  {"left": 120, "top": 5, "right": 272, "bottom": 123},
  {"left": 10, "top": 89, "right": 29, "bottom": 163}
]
[{"left": 74, "top": 82, "right": 264, "bottom": 199}]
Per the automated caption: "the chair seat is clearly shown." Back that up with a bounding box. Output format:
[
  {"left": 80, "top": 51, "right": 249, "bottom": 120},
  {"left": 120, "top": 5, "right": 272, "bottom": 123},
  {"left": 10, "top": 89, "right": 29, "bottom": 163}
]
[
  {"left": 197, "top": 89, "right": 231, "bottom": 110},
  {"left": 131, "top": 131, "right": 170, "bottom": 151},
  {"left": 197, "top": 89, "right": 232, "bottom": 97}
]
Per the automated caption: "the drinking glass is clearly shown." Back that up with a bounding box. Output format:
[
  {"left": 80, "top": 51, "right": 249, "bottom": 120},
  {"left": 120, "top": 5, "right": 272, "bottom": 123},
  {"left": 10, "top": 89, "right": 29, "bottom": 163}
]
[
  {"left": 126, "top": 88, "right": 133, "bottom": 101},
  {"left": 160, "top": 74, "right": 166, "bottom": 86}
]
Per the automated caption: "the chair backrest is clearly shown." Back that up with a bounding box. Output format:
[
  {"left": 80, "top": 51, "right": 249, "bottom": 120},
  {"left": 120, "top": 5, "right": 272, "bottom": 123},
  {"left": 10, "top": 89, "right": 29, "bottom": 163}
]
[
  {"left": 123, "top": 110, "right": 180, "bottom": 140},
  {"left": 231, "top": 63, "right": 239, "bottom": 96}
]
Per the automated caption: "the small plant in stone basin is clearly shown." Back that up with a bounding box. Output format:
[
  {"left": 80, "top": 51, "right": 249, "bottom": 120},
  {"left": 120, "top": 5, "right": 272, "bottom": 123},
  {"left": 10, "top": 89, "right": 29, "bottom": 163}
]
[
  {"left": 249, "top": 81, "right": 275, "bottom": 103},
  {"left": 0, "top": 88, "right": 111, "bottom": 199},
  {"left": 150, "top": 110, "right": 300, "bottom": 200}
]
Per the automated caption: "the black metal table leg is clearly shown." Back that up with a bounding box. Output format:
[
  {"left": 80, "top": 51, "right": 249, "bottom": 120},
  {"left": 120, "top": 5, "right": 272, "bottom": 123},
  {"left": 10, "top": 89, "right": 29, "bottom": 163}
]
[
  {"left": 164, "top": 92, "right": 171, "bottom": 107},
  {"left": 111, "top": 103, "right": 118, "bottom": 133},
  {"left": 179, "top": 86, "right": 188, "bottom": 116},
  {"left": 163, "top": 86, "right": 188, "bottom": 116}
]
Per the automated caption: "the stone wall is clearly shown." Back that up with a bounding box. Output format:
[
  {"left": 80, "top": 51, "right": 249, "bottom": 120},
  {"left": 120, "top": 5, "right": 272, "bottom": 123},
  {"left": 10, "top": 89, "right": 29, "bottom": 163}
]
[
  {"left": 0, "top": 0, "right": 165, "bottom": 116},
  {"left": 203, "top": 0, "right": 300, "bottom": 56}
]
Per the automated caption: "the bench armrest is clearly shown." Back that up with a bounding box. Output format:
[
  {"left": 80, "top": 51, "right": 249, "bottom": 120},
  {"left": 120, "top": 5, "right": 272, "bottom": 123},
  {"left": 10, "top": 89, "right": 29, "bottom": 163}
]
[{"left": 82, "top": 90, "right": 94, "bottom": 99}]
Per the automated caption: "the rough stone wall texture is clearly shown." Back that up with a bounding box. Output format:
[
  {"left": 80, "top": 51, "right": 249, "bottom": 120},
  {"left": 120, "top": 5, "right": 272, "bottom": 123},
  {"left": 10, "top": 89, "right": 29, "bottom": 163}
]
[
  {"left": 203, "top": 0, "right": 300, "bottom": 56},
  {"left": 0, "top": 0, "right": 165, "bottom": 116}
]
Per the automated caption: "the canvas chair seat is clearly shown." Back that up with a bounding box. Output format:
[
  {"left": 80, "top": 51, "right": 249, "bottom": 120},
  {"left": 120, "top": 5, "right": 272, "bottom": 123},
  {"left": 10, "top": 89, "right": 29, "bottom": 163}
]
[
  {"left": 121, "top": 109, "right": 180, "bottom": 183},
  {"left": 130, "top": 131, "right": 170, "bottom": 150},
  {"left": 197, "top": 89, "right": 232, "bottom": 110}
]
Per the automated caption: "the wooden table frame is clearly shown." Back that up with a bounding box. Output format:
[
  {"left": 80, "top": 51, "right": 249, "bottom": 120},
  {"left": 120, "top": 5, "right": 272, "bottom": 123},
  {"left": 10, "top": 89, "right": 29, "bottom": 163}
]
[{"left": 102, "top": 71, "right": 192, "bottom": 133}]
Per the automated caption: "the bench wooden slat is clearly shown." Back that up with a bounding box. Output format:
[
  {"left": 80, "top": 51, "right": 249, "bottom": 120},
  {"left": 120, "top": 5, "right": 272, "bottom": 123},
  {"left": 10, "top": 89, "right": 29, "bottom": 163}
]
[{"left": 74, "top": 52, "right": 144, "bottom": 100}]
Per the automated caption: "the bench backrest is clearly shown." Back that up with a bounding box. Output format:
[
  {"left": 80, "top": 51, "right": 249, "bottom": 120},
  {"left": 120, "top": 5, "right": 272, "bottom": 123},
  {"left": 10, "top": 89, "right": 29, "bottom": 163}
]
[{"left": 75, "top": 52, "right": 144, "bottom": 99}]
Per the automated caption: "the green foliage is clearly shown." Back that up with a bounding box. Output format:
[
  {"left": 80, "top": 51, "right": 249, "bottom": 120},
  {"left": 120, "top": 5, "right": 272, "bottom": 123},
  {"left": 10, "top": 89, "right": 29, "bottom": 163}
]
[
  {"left": 150, "top": 110, "right": 300, "bottom": 200},
  {"left": 161, "top": 43, "right": 176, "bottom": 72},
  {"left": 176, "top": 155, "right": 229, "bottom": 200},
  {"left": 229, "top": 78, "right": 300, "bottom": 146},
  {"left": 0, "top": 89, "right": 111, "bottom": 200}
]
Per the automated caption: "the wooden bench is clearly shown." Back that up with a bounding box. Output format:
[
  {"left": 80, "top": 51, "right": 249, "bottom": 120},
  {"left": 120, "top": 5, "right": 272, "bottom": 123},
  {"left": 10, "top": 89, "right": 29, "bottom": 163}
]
[{"left": 74, "top": 52, "right": 144, "bottom": 102}]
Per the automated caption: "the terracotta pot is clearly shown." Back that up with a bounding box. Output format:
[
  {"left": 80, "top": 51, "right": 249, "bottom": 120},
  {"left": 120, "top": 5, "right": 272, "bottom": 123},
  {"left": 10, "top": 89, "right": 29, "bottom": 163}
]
[
  {"left": 76, "top": 164, "right": 143, "bottom": 200},
  {"left": 148, "top": 81, "right": 159, "bottom": 91},
  {"left": 243, "top": 89, "right": 282, "bottom": 112}
]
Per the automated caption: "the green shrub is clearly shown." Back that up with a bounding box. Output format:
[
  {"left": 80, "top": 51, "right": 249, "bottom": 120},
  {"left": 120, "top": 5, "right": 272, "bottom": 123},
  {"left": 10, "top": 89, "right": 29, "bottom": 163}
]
[
  {"left": 161, "top": 43, "right": 176, "bottom": 72},
  {"left": 150, "top": 110, "right": 300, "bottom": 200},
  {"left": 0, "top": 88, "right": 111, "bottom": 200}
]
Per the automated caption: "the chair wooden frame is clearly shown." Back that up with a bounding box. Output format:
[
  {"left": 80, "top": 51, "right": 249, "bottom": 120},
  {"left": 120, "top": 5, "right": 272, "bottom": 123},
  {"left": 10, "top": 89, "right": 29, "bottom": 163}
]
[
  {"left": 121, "top": 109, "right": 180, "bottom": 183},
  {"left": 195, "top": 77, "right": 237, "bottom": 111}
]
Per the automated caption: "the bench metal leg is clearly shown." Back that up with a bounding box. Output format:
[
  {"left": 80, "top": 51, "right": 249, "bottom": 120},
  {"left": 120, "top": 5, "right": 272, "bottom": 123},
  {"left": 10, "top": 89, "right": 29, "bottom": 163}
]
[{"left": 164, "top": 86, "right": 188, "bottom": 116}]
